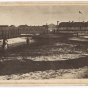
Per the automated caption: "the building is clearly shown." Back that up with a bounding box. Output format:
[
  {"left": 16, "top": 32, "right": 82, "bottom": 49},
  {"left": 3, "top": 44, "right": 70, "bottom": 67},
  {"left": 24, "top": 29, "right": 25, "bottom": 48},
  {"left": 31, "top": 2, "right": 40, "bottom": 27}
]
[
  {"left": 48, "top": 23, "right": 57, "bottom": 32},
  {"left": 18, "top": 25, "right": 47, "bottom": 34},
  {"left": 58, "top": 21, "right": 88, "bottom": 30},
  {"left": 57, "top": 21, "right": 88, "bottom": 34},
  {"left": 0, "top": 25, "right": 9, "bottom": 30}
]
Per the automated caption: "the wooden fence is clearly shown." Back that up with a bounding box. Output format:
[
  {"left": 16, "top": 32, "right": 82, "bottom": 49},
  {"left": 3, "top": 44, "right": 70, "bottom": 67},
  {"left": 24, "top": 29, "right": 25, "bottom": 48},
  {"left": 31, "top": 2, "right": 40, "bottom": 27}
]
[{"left": 0, "top": 29, "right": 21, "bottom": 39}]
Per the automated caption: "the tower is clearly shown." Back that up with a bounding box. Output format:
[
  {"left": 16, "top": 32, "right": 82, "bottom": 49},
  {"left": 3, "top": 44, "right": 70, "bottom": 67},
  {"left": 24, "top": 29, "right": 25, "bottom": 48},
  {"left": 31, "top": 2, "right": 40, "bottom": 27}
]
[{"left": 57, "top": 21, "right": 59, "bottom": 26}]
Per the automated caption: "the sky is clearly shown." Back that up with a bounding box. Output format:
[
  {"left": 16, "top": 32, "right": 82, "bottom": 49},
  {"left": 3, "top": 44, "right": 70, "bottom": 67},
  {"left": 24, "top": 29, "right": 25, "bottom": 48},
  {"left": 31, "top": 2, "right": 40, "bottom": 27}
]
[{"left": 0, "top": 4, "right": 88, "bottom": 26}]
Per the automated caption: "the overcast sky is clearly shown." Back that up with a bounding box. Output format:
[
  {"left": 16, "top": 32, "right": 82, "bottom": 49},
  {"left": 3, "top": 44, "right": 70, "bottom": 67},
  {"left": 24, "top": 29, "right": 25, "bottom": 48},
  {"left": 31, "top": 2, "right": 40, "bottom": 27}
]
[{"left": 0, "top": 5, "right": 88, "bottom": 26}]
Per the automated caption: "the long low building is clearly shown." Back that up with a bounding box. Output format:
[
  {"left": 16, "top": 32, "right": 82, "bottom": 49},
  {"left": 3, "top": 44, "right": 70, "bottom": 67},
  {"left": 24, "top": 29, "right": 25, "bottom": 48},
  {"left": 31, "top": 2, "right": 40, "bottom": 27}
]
[
  {"left": 58, "top": 21, "right": 88, "bottom": 31},
  {"left": 0, "top": 21, "right": 88, "bottom": 39}
]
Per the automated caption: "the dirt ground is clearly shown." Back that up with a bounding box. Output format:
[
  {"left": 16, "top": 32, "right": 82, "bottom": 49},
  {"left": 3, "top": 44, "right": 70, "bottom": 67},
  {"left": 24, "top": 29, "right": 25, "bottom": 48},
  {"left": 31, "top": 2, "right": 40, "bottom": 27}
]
[{"left": 0, "top": 33, "right": 88, "bottom": 80}]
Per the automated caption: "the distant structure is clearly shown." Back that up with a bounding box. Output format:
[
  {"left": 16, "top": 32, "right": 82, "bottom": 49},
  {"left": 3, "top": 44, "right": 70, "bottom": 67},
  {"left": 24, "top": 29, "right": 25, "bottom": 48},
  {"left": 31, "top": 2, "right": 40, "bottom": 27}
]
[
  {"left": 18, "top": 25, "right": 47, "bottom": 34},
  {"left": 58, "top": 21, "right": 88, "bottom": 30},
  {"left": 57, "top": 21, "right": 59, "bottom": 26},
  {"left": 42, "top": 23, "right": 48, "bottom": 29},
  {"left": 0, "top": 21, "right": 88, "bottom": 39},
  {"left": 0, "top": 25, "right": 20, "bottom": 39},
  {"left": 57, "top": 21, "right": 88, "bottom": 34},
  {"left": 0, "top": 25, "right": 9, "bottom": 30},
  {"left": 48, "top": 23, "right": 57, "bottom": 32}
]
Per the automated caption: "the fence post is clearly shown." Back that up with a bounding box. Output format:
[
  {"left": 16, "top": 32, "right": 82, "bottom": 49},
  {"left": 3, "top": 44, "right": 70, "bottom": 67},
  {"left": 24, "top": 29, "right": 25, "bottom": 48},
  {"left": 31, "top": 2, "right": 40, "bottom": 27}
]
[
  {"left": 18, "top": 29, "right": 20, "bottom": 36},
  {"left": 8, "top": 30, "right": 9, "bottom": 39},
  {"left": 18, "top": 29, "right": 20, "bottom": 37},
  {"left": 2, "top": 30, "right": 3, "bottom": 39}
]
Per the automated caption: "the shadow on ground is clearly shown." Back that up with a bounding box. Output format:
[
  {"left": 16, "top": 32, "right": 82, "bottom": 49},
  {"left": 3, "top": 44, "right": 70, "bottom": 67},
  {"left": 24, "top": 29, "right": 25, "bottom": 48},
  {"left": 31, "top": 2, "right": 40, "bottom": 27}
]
[{"left": 0, "top": 56, "right": 88, "bottom": 75}]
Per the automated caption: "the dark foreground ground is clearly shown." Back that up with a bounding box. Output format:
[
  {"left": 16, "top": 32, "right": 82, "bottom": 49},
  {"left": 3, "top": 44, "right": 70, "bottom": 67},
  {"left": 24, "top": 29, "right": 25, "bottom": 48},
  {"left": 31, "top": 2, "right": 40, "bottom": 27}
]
[{"left": 0, "top": 33, "right": 88, "bottom": 79}]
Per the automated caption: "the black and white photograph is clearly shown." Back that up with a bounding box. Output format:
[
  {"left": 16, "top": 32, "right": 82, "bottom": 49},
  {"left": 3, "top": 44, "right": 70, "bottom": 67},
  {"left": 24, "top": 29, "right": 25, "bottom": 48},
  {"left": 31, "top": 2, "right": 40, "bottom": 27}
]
[{"left": 0, "top": 2, "right": 88, "bottom": 83}]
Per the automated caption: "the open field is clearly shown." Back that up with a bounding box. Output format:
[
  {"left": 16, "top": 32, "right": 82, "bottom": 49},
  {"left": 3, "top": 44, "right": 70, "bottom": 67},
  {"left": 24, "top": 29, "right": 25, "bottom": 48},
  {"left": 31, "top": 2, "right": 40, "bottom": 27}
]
[{"left": 0, "top": 33, "right": 88, "bottom": 79}]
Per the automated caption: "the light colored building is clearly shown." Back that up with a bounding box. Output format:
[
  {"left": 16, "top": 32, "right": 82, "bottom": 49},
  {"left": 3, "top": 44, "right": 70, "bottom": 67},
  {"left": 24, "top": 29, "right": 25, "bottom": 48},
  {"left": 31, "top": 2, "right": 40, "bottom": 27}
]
[{"left": 48, "top": 23, "right": 57, "bottom": 32}]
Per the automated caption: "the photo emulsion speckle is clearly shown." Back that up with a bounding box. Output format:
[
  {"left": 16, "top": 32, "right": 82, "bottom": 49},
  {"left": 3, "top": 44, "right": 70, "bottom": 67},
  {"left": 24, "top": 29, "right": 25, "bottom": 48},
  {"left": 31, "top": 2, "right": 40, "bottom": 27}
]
[{"left": 0, "top": 3, "right": 88, "bottom": 80}]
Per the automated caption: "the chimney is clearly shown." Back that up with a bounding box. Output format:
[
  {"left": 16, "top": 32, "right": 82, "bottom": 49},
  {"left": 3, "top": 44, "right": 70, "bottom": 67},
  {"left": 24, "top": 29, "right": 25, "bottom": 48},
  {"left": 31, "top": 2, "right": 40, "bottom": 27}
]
[{"left": 57, "top": 21, "right": 59, "bottom": 25}]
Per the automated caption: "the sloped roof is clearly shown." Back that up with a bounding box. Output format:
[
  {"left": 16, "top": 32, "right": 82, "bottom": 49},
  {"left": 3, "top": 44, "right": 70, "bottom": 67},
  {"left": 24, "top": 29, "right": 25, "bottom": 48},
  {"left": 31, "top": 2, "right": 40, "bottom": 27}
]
[
  {"left": 42, "top": 25, "right": 48, "bottom": 28},
  {"left": 59, "top": 22, "right": 88, "bottom": 27},
  {"left": 48, "top": 23, "right": 57, "bottom": 28},
  {"left": 0, "top": 25, "right": 9, "bottom": 27},
  {"left": 18, "top": 25, "right": 29, "bottom": 27}
]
